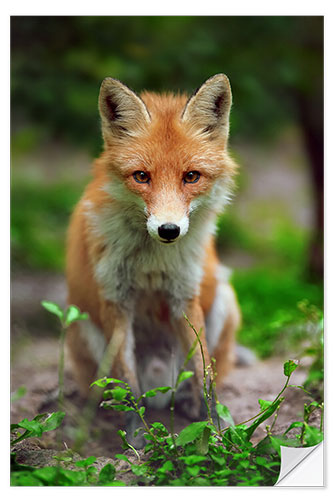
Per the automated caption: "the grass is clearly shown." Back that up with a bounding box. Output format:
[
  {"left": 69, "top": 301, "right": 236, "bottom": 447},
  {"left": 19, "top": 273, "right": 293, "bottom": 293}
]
[
  {"left": 215, "top": 210, "right": 324, "bottom": 359},
  {"left": 11, "top": 176, "right": 88, "bottom": 271}
]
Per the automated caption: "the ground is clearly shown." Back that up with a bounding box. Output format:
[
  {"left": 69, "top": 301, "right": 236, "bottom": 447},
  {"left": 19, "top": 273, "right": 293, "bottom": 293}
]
[{"left": 10, "top": 273, "right": 320, "bottom": 474}]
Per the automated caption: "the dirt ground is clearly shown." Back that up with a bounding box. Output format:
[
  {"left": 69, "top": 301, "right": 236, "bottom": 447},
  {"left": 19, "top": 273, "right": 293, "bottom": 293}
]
[{"left": 10, "top": 273, "right": 321, "bottom": 471}]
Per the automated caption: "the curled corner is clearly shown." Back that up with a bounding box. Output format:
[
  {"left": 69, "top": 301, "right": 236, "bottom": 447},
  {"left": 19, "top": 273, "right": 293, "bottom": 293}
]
[{"left": 275, "top": 442, "right": 324, "bottom": 486}]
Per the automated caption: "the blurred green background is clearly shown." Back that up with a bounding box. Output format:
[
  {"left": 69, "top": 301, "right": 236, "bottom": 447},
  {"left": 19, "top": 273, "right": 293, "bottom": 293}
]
[{"left": 11, "top": 16, "right": 323, "bottom": 373}]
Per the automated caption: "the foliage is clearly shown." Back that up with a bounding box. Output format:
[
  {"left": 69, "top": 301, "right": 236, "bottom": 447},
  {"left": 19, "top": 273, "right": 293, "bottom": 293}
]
[
  {"left": 11, "top": 358, "right": 323, "bottom": 486},
  {"left": 11, "top": 303, "right": 323, "bottom": 486},
  {"left": 11, "top": 16, "right": 323, "bottom": 154},
  {"left": 11, "top": 453, "right": 124, "bottom": 486},
  {"left": 40, "top": 301, "right": 89, "bottom": 411},
  {"left": 294, "top": 301, "right": 324, "bottom": 398},
  {"left": 11, "top": 177, "right": 88, "bottom": 271},
  {"left": 233, "top": 267, "right": 323, "bottom": 359},
  {"left": 11, "top": 412, "right": 65, "bottom": 445},
  {"left": 41, "top": 300, "right": 89, "bottom": 327},
  {"left": 216, "top": 212, "right": 324, "bottom": 359}
]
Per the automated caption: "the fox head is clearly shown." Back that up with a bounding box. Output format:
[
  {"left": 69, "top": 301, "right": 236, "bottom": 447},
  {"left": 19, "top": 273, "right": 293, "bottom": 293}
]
[{"left": 98, "top": 75, "right": 237, "bottom": 245}]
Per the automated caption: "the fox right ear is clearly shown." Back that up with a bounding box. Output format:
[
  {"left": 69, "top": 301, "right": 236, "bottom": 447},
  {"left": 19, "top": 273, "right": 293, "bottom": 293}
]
[
  {"left": 182, "top": 74, "right": 232, "bottom": 144},
  {"left": 99, "top": 78, "right": 151, "bottom": 144}
]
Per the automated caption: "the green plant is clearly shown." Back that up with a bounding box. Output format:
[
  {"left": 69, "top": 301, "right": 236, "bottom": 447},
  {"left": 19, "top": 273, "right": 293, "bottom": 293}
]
[
  {"left": 90, "top": 359, "right": 322, "bottom": 486},
  {"left": 298, "top": 301, "right": 324, "bottom": 398},
  {"left": 11, "top": 305, "right": 323, "bottom": 486},
  {"left": 11, "top": 178, "right": 88, "bottom": 272},
  {"left": 11, "top": 411, "right": 66, "bottom": 446},
  {"left": 11, "top": 453, "right": 125, "bottom": 486},
  {"left": 41, "top": 301, "right": 89, "bottom": 410},
  {"left": 233, "top": 267, "right": 323, "bottom": 359}
]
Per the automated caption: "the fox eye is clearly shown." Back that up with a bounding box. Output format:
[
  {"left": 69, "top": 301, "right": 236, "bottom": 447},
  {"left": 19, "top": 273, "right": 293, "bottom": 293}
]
[
  {"left": 184, "top": 171, "right": 201, "bottom": 184},
  {"left": 133, "top": 171, "right": 150, "bottom": 184}
]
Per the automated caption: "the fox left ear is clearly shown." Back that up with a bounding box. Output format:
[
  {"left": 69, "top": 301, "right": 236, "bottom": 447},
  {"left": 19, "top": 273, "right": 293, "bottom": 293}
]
[
  {"left": 99, "top": 77, "right": 151, "bottom": 144},
  {"left": 182, "top": 74, "right": 232, "bottom": 143}
]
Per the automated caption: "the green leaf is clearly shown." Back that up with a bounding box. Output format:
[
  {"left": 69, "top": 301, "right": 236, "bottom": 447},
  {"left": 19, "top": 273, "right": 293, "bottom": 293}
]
[
  {"left": 175, "top": 421, "right": 208, "bottom": 446},
  {"left": 255, "top": 456, "right": 268, "bottom": 466},
  {"left": 42, "top": 411, "right": 65, "bottom": 432},
  {"left": 141, "top": 386, "right": 172, "bottom": 399},
  {"left": 303, "top": 424, "right": 323, "bottom": 446},
  {"left": 223, "top": 425, "right": 249, "bottom": 448},
  {"left": 180, "top": 455, "right": 207, "bottom": 465},
  {"left": 111, "top": 386, "right": 128, "bottom": 401},
  {"left": 176, "top": 371, "right": 194, "bottom": 386},
  {"left": 12, "top": 412, "right": 66, "bottom": 444},
  {"left": 211, "top": 453, "right": 226, "bottom": 467},
  {"left": 11, "top": 386, "right": 27, "bottom": 402},
  {"left": 56, "top": 468, "right": 86, "bottom": 486},
  {"left": 101, "top": 403, "right": 134, "bottom": 412},
  {"left": 131, "top": 463, "right": 148, "bottom": 476},
  {"left": 216, "top": 403, "right": 234, "bottom": 426},
  {"left": 99, "top": 463, "right": 116, "bottom": 484},
  {"left": 149, "top": 422, "right": 169, "bottom": 437},
  {"left": 65, "top": 305, "right": 89, "bottom": 326},
  {"left": 191, "top": 477, "right": 210, "bottom": 486},
  {"left": 91, "top": 377, "right": 124, "bottom": 388},
  {"left": 284, "top": 359, "right": 299, "bottom": 377},
  {"left": 195, "top": 425, "right": 211, "bottom": 455},
  {"left": 117, "top": 430, "right": 131, "bottom": 450},
  {"left": 268, "top": 436, "right": 283, "bottom": 457},
  {"left": 11, "top": 471, "right": 44, "bottom": 486},
  {"left": 283, "top": 421, "right": 303, "bottom": 435},
  {"left": 33, "top": 466, "right": 59, "bottom": 484},
  {"left": 15, "top": 418, "right": 43, "bottom": 437},
  {"left": 157, "top": 460, "right": 174, "bottom": 473},
  {"left": 258, "top": 399, "right": 273, "bottom": 411},
  {"left": 75, "top": 456, "right": 97, "bottom": 468},
  {"left": 41, "top": 300, "right": 64, "bottom": 321},
  {"left": 186, "top": 465, "right": 201, "bottom": 476},
  {"left": 246, "top": 397, "right": 283, "bottom": 440},
  {"left": 32, "top": 413, "right": 49, "bottom": 421}
]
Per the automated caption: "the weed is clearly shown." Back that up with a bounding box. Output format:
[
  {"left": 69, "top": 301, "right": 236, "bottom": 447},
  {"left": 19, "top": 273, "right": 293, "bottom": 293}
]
[
  {"left": 11, "top": 453, "right": 125, "bottom": 486},
  {"left": 11, "top": 411, "right": 66, "bottom": 446},
  {"left": 41, "top": 301, "right": 89, "bottom": 411}
]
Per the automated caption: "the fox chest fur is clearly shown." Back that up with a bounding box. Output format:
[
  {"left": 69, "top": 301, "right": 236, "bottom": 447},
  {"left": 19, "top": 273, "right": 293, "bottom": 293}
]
[{"left": 84, "top": 192, "right": 217, "bottom": 316}]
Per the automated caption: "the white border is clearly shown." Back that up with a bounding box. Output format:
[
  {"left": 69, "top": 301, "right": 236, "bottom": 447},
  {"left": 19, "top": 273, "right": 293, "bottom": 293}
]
[{"left": 4, "top": 3, "right": 332, "bottom": 496}]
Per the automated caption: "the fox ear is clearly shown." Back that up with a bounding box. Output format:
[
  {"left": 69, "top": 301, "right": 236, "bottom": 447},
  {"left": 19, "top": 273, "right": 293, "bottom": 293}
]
[
  {"left": 182, "top": 74, "right": 232, "bottom": 142},
  {"left": 99, "top": 78, "right": 151, "bottom": 143}
]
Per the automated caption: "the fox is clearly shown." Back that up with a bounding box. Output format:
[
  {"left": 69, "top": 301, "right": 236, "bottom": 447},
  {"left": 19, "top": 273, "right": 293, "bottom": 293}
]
[{"left": 66, "top": 74, "right": 241, "bottom": 445}]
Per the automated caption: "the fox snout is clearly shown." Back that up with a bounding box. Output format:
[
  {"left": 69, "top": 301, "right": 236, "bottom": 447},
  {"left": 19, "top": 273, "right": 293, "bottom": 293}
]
[{"left": 147, "top": 213, "right": 189, "bottom": 244}]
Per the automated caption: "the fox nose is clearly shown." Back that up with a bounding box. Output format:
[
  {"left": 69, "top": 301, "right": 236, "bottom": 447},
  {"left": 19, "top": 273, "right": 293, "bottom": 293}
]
[{"left": 158, "top": 223, "right": 180, "bottom": 241}]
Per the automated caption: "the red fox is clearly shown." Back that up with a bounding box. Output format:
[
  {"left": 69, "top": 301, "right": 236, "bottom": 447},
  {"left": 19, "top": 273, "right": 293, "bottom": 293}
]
[{"left": 66, "top": 74, "right": 241, "bottom": 443}]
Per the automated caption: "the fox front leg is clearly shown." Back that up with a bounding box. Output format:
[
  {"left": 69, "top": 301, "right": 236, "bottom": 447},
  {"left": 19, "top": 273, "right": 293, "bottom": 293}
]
[{"left": 99, "top": 300, "right": 145, "bottom": 447}]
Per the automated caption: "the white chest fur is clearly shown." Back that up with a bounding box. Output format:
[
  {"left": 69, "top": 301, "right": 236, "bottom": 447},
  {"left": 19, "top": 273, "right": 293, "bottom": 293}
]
[{"left": 85, "top": 199, "right": 217, "bottom": 316}]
